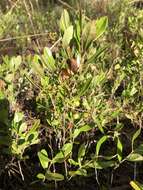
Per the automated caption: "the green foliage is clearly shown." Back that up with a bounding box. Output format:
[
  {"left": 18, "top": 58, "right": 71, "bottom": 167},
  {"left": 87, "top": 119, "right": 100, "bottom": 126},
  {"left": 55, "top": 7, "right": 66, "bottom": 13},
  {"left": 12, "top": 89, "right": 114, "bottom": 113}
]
[
  {"left": 38, "top": 149, "right": 49, "bottom": 169},
  {"left": 0, "top": 1, "right": 143, "bottom": 189},
  {"left": 60, "top": 9, "right": 71, "bottom": 32},
  {"left": 130, "top": 180, "right": 143, "bottom": 190},
  {"left": 62, "top": 25, "right": 73, "bottom": 48},
  {"left": 11, "top": 112, "right": 40, "bottom": 158},
  {"left": 32, "top": 7, "right": 143, "bottom": 185}
]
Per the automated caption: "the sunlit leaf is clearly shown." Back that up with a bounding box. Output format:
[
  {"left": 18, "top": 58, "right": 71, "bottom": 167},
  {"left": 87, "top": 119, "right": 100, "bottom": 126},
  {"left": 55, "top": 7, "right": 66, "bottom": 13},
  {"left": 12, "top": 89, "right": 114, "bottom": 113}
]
[
  {"left": 19, "top": 122, "right": 27, "bottom": 134},
  {"left": 96, "top": 136, "right": 108, "bottom": 156},
  {"left": 14, "top": 112, "right": 23, "bottom": 123},
  {"left": 32, "top": 55, "right": 44, "bottom": 77},
  {"left": 37, "top": 173, "right": 45, "bottom": 180},
  {"left": 130, "top": 180, "right": 143, "bottom": 190},
  {"left": 79, "top": 77, "right": 92, "bottom": 96},
  {"left": 60, "top": 9, "right": 70, "bottom": 32},
  {"left": 43, "top": 47, "right": 56, "bottom": 71},
  {"left": 38, "top": 149, "right": 49, "bottom": 169},
  {"left": 132, "top": 127, "right": 141, "bottom": 151},
  {"left": 126, "top": 153, "right": 143, "bottom": 162},
  {"left": 62, "top": 25, "right": 73, "bottom": 48},
  {"left": 88, "top": 160, "right": 116, "bottom": 169},
  {"left": 117, "top": 137, "right": 123, "bottom": 162},
  {"left": 10, "top": 56, "right": 22, "bottom": 71},
  {"left": 68, "top": 159, "right": 79, "bottom": 166},
  {"left": 87, "top": 46, "right": 107, "bottom": 63},
  {"left": 69, "top": 169, "right": 87, "bottom": 177},
  {"left": 62, "top": 143, "right": 73, "bottom": 157},
  {"left": 28, "top": 120, "right": 40, "bottom": 134},
  {"left": 52, "top": 143, "right": 73, "bottom": 163},
  {"left": 45, "top": 172, "right": 64, "bottom": 181},
  {"left": 73, "top": 125, "right": 92, "bottom": 139},
  {"left": 95, "top": 16, "right": 108, "bottom": 40},
  {"left": 82, "top": 21, "right": 98, "bottom": 50},
  {"left": 78, "top": 143, "right": 86, "bottom": 161}
]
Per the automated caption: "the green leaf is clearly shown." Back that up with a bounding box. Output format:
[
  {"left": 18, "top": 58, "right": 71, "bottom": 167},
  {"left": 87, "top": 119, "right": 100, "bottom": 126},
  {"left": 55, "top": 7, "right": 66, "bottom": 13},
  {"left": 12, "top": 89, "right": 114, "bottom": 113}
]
[
  {"left": 69, "top": 169, "right": 87, "bottom": 177},
  {"left": 80, "top": 125, "right": 92, "bottom": 132},
  {"left": 130, "top": 180, "right": 143, "bottom": 190},
  {"left": 19, "top": 122, "right": 27, "bottom": 134},
  {"left": 82, "top": 21, "right": 96, "bottom": 50},
  {"left": 43, "top": 47, "right": 56, "bottom": 72},
  {"left": 60, "top": 9, "right": 70, "bottom": 32},
  {"left": 37, "top": 173, "right": 45, "bottom": 180},
  {"left": 87, "top": 46, "right": 107, "bottom": 63},
  {"left": 82, "top": 16, "right": 108, "bottom": 50},
  {"left": 92, "top": 71, "right": 106, "bottom": 88},
  {"left": 68, "top": 159, "right": 79, "bottom": 166},
  {"left": 89, "top": 160, "right": 116, "bottom": 169},
  {"left": 132, "top": 127, "right": 141, "bottom": 151},
  {"left": 74, "top": 19, "right": 81, "bottom": 47},
  {"left": 10, "top": 56, "right": 22, "bottom": 71},
  {"left": 96, "top": 136, "right": 108, "bottom": 156},
  {"left": 62, "top": 25, "right": 73, "bottom": 48},
  {"left": 78, "top": 143, "right": 86, "bottom": 161},
  {"left": 73, "top": 129, "right": 80, "bottom": 139},
  {"left": 38, "top": 149, "right": 49, "bottom": 169},
  {"left": 130, "top": 86, "right": 138, "bottom": 96},
  {"left": 52, "top": 143, "right": 73, "bottom": 163},
  {"left": 117, "top": 137, "right": 123, "bottom": 162},
  {"left": 73, "top": 125, "right": 92, "bottom": 139},
  {"left": 45, "top": 172, "right": 64, "bottom": 181},
  {"left": 95, "top": 16, "right": 108, "bottom": 40},
  {"left": 62, "top": 143, "right": 73, "bottom": 157},
  {"left": 14, "top": 112, "right": 23, "bottom": 123},
  {"left": 126, "top": 153, "right": 143, "bottom": 162},
  {"left": 112, "top": 73, "right": 125, "bottom": 95},
  {"left": 32, "top": 55, "right": 44, "bottom": 77},
  {"left": 79, "top": 77, "right": 92, "bottom": 96},
  {"left": 28, "top": 120, "right": 40, "bottom": 134}
]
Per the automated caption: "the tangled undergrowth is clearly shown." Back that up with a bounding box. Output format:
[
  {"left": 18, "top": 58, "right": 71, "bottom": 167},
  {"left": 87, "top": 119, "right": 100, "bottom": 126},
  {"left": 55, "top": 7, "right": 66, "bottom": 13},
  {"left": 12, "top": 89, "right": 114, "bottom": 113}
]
[{"left": 0, "top": 0, "right": 143, "bottom": 190}]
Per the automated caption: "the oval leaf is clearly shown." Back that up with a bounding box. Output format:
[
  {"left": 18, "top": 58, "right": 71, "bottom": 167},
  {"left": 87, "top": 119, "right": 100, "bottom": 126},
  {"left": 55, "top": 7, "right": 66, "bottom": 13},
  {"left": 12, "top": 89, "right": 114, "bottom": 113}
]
[
  {"left": 45, "top": 172, "right": 64, "bottom": 181},
  {"left": 62, "top": 25, "right": 73, "bottom": 48},
  {"left": 130, "top": 180, "right": 142, "bottom": 190},
  {"left": 95, "top": 16, "right": 108, "bottom": 40},
  {"left": 19, "top": 122, "right": 27, "bottom": 134},
  {"left": 89, "top": 161, "right": 116, "bottom": 169},
  {"left": 78, "top": 143, "right": 86, "bottom": 161},
  {"left": 60, "top": 9, "right": 70, "bottom": 32},
  {"left": 127, "top": 153, "right": 143, "bottom": 162},
  {"left": 73, "top": 125, "right": 92, "bottom": 139},
  {"left": 43, "top": 47, "right": 56, "bottom": 71},
  {"left": 37, "top": 173, "right": 45, "bottom": 180},
  {"left": 52, "top": 143, "right": 73, "bottom": 163},
  {"left": 69, "top": 169, "right": 87, "bottom": 177},
  {"left": 38, "top": 149, "right": 49, "bottom": 169}
]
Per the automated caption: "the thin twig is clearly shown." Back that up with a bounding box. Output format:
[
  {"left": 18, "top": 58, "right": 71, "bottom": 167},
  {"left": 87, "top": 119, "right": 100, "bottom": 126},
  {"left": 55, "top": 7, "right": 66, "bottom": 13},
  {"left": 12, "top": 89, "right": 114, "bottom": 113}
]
[
  {"left": 7, "top": 0, "right": 20, "bottom": 14},
  {"left": 50, "top": 37, "right": 62, "bottom": 50},
  {"left": 57, "top": 0, "right": 90, "bottom": 21},
  {"left": 57, "top": 0, "right": 76, "bottom": 11},
  {"left": 0, "top": 32, "right": 49, "bottom": 42},
  {"left": 23, "top": 0, "right": 41, "bottom": 50},
  {"left": 18, "top": 160, "right": 24, "bottom": 181}
]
